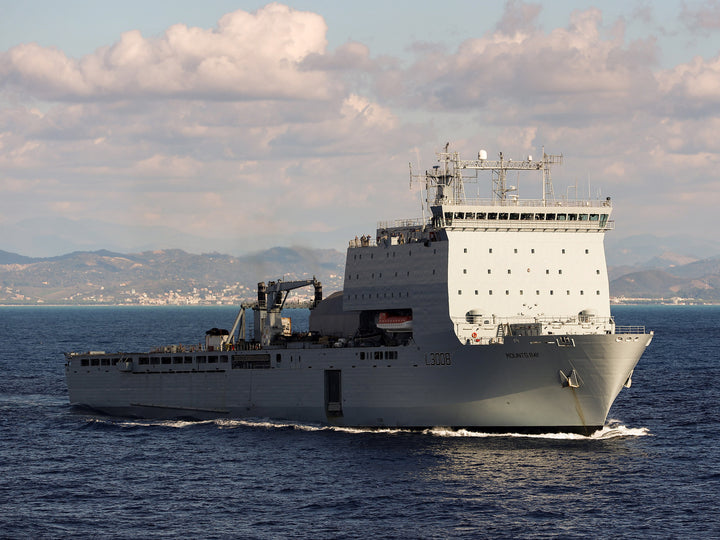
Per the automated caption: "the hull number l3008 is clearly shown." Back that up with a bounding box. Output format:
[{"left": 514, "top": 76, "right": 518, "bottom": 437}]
[{"left": 425, "top": 352, "right": 451, "bottom": 366}]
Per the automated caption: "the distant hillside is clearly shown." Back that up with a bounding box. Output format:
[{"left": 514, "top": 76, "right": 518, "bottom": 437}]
[
  {"left": 609, "top": 259, "right": 720, "bottom": 302},
  {"left": 0, "top": 247, "right": 345, "bottom": 305},
  {"left": 605, "top": 234, "right": 720, "bottom": 302}
]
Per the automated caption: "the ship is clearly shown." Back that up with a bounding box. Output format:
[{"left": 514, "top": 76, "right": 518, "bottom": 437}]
[{"left": 65, "top": 145, "right": 652, "bottom": 434}]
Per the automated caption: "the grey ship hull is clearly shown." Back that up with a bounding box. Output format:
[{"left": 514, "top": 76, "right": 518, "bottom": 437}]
[{"left": 66, "top": 332, "right": 650, "bottom": 434}]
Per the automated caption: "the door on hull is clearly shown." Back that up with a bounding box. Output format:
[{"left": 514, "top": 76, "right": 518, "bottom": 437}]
[{"left": 324, "top": 369, "right": 343, "bottom": 417}]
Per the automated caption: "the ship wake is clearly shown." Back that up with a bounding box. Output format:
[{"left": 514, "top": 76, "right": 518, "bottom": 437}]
[{"left": 82, "top": 417, "right": 649, "bottom": 439}]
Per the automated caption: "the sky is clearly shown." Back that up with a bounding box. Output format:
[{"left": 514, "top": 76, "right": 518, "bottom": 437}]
[{"left": 2, "top": 0, "right": 720, "bottom": 257}]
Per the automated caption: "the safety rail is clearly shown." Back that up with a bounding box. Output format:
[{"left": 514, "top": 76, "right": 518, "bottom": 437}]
[
  {"left": 615, "top": 325, "right": 647, "bottom": 334},
  {"left": 447, "top": 198, "right": 613, "bottom": 208}
]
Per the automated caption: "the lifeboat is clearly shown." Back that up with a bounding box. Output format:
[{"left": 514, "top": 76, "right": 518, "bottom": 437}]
[{"left": 377, "top": 312, "right": 413, "bottom": 332}]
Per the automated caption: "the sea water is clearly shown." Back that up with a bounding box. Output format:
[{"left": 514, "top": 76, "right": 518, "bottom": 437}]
[{"left": 1, "top": 305, "right": 718, "bottom": 538}]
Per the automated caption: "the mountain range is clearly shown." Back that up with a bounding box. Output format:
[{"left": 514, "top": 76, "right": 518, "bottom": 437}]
[
  {"left": 0, "top": 247, "right": 345, "bottom": 305},
  {"left": 2, "top": 234, "right": 720, "bottom": 304}
]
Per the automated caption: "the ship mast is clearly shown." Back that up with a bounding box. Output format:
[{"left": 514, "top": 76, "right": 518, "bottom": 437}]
[
  {"left": 410, "top": 145, "right": 563, "bottom": 208},
  {"left": 456, "top": 148, "right": 563, "bottom": 204}
]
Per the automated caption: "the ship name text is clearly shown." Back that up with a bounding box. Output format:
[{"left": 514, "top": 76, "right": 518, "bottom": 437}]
[{"left": 505, "top": 352, "right": 540, "bottom": 359}]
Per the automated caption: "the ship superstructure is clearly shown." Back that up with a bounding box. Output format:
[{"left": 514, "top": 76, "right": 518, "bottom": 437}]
[{"left": 65, "top": 145, "right": 652, "bottom": 434}]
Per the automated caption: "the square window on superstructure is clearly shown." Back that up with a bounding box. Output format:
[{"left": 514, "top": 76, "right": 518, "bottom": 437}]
[
  {"left": 475, "top": 290, "right": 478, "bottom": 295},
  {"left": 585, "top": 249, "right": 589, "bottom": 254},
  {"left": 559, "top": 269, "right": 562, "bottom": 274},
  {"left": 463, "top": 269, "right": 467, "bottom": 274},
  {"left": 514, "top": 248, "right": 518, "bottom": 253},
  {"left": 464, "top": 248, "right": 467, "bottom": 253},
  {"left": 489, "top": 248, "right": 493, "bottom": 253},
  {"left": 458, "top": 290, "right": 462, "bottom": 295},
  {"left": 489, "top": 290, "right": 493, "bottom": 295},
  {"left": 488, "top": 269, "right": 491, "bottom": 274}
]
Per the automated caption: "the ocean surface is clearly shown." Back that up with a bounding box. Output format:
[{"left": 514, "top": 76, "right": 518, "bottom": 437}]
[{"left": 1, "top": 305, "right": 719, "bottom": 538}]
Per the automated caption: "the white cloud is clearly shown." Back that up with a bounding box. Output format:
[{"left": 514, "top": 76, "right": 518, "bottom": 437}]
[{"left": 1, "top": 3, "right": 335, "bottom": 101}]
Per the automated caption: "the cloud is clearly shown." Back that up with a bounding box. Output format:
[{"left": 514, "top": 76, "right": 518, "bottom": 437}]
[
  {"left": 680, "top": 0, "right": 720, "bottom": 32},
  {"left": 0, "top": 3, "right": 336, "bottom": 101},
  {"left": 657, "top": 54, "right": 720, "bottom": 109},
  {"left": 393, "top": 7, "right": 659, "bottom": 117}
]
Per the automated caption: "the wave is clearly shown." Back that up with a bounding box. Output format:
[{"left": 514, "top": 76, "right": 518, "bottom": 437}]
[{"left": 83, "top": 416, "right": 650, "bottom": 439}]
